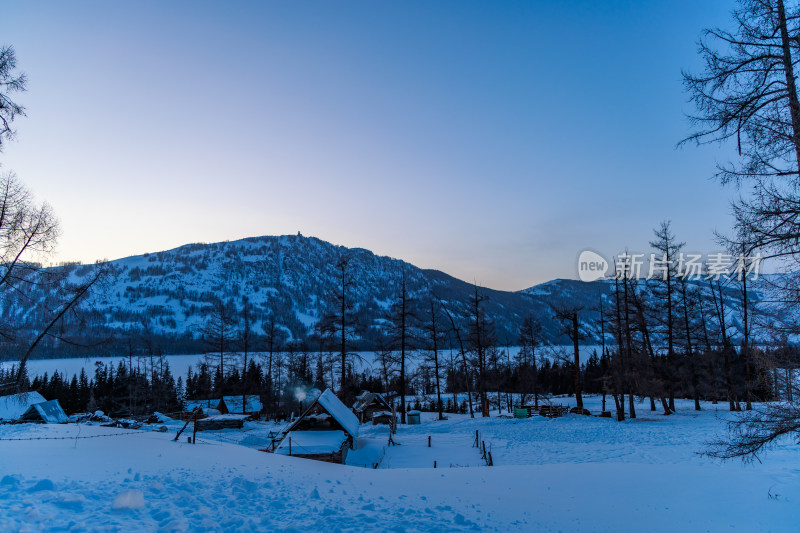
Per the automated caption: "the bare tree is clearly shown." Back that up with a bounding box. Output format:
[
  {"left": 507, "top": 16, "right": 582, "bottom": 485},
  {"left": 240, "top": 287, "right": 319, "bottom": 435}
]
[
  {"left": 683, "top": 0, "right": 800, "bottom": 186},
  {"left": 685, "top": 1, "right": 800, "bottom": 459},
  {"left": 0, "top": 45, "right": 27, "bottom": 150},
  {"left": 14, "top": 265, "right": 106, "bottom": 391},
  {"left": 373, "top": 334, "right": 395, "bottom": 393},
  {"left": 677, "top": 277, "right": 702, "bottom": 411},
  {"left": 0, "top": 173, "right": 60, "bottom": 302},
  {"left": 436, "top": 294, "right": 474, "bottom": 418},
  {"left": 705, "top": 402, "right": 800, "bottom": 462},
  {"left": 239, "top": 296, "right": 254, "bottom": 413},
  {"left": 202, "top": 298, "right": 236, "bottom": 395},
  {"left": 0, "top": 173, "right": 106, "bottom": 392},
  {"left": 317, "top": 254, "right": 359, "bottom": 400},
  {"left": 467, "top": 284, "right": 495, "bottom": 417},
  {"left": 517, "top": 314, "right": 543, "bottom": 408},
  {"left": 552, "top": 305, "right": 585, "bottom": 411},
  {"left": 261, "top": 312, "right": 284, "bottom": 414},
  {"left": 388, "top": 267, "right": 418, "bottom": 424},
  {"left": 709, "top": 275, "right": 740, "bottom": 411},
  {"left": 424, "top": 298, "right": 446, "bottom": 420},
  {"left": 649, "top": 221, "right": 684, "bottom": 411}
]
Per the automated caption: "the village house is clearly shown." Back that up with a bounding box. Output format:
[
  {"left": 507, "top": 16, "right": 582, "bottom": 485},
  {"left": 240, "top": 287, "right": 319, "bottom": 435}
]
[
  {"left": 352, "top": 391, "right": 394, "bottom": 424},
  {"left": 0, "top": 392, "right": 67, "bottom": 424},
  {"left": 273, "top": 389, "right": 360, "bottom": 464},
  {"left": 217, "top": 395, "right": 263, "bottom": 416},
  {"left": 182, "top": 399, "right": 221, "bottom": 419},
  {"left": 19, "top": 400, "right": 68, "bottom": 423}
]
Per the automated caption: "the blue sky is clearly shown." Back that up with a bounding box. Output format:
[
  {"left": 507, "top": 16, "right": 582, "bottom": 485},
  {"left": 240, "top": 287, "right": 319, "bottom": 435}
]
[{"left": 1, "top": 1, "right": 739, "bottom": 290}]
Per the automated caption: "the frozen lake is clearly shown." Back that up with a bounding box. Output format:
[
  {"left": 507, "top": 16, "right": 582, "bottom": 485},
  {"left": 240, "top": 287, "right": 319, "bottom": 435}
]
[{"left": 1, "top": 345, "right": 605, "bottom": 382}]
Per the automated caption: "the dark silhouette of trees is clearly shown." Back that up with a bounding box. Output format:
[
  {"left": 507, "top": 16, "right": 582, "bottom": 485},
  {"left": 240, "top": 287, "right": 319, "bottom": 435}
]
[
  {"left": 517, "top": 314, "right": 543, "bottom": 408},
  {"left": 202, "top": 299, "right": 236, "bottom": 395},
  {"left": 436, "top": 294, "right": 474, "bottom": 418},
  {"left": 649, "top": 221, "right": 684, "bottom": 412},
  {"left": 684, "top": 0, "right": 800, "bottom": 459},
  {"left": 467, "top": 284, "right": 495, "bottom": 417},
  {"left": 683, "top": 0, "right": 800, "bottom": 186},
  {"left": 317, "top": 254, "right": 359, "bottom": 401},
  {"left": 388, "top": 268, "right": 417, "bottom": 423},
  {"left": 0, "top": 45, "right": 26, "bottom": 149},
  {"left": 553, "top": 306, "right": 585, "bottom": 411},
  {"left": 424, "top": 298, "right": 446, "bottom": 420}
]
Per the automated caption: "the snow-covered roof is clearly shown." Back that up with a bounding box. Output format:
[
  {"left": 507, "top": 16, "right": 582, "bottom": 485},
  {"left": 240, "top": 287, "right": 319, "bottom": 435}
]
[
  {"left": 352, "top": 392, "right": 391, "bottom": 413},
  {"left": 0, "top": 392, "right": 47, "bottom": 420},
  {"left": 274, "top": 430, "right": 347, "bottom": 455},
  {"left": 184, "top": 399, "right": 220, "bottom": 412},
  {"left": 220, "top": 395, "right": 263, "bottom": 413},
  {"left": 204, "top": 414, "right": 251, "bottom": 422},
  {"left": 21, "top": 400, "right": 68, "bottom": 424},
  {"left": 149, "top": 412, "right": 173, "bottom": 423},
  {"left": 317, "top": 389, "right": 359, "bottom": 438}
]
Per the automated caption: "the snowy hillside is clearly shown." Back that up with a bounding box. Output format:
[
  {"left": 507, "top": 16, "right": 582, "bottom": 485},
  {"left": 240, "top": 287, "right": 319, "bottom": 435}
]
[
  {"left": 0, "top": 234, "right": 776, "bottom": 358},
  {"left": 0, "top": 235, "right": 561, "bottom": 355},
  {"left": 520, "top": 276, "right": 770, "bottom": 345}
]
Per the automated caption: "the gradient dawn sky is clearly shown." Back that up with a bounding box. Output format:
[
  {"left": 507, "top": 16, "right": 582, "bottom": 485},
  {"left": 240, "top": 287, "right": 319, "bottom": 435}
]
[{"left": 2, "top": 1, "right": 740, "bottom": 291}]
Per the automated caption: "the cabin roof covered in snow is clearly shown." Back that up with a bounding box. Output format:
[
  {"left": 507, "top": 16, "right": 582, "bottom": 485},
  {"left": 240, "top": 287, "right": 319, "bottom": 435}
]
[
  {"left": 316, "top": 389, "right": 359, "bottom": 437},
  {"left": 0, "top": 392, "right": 47, "bottom": 420},
  {"left": 220, "top": 395, "right": 263, "bottom": 413},
  {"left": 204, "top": 414, "right": 251, "bottom": 422},
  {"left": 283, "top": 388, "right": 360, "bottom": 439},
  {"left": 352, "top": 392, "right": 391, "bottom": 413},
  {"left": 274, "top": 430, "right": 346, "bottom": 455},
  {"left": 21, "top": 399, "right": 68, "bottom": 424},
  {"left": 183, "top": 399, "right": 220, "bottom": 412}
]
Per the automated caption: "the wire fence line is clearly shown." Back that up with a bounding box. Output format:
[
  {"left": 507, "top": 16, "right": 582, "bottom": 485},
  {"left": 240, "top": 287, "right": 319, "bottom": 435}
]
[{"left": 473, "top": 429, "right": 494, "bottom": 466}]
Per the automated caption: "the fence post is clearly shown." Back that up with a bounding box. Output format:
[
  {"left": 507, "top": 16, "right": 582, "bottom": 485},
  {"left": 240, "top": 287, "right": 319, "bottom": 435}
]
[{"left": 428, "top": 435, "right": 431, "bottom": 448}]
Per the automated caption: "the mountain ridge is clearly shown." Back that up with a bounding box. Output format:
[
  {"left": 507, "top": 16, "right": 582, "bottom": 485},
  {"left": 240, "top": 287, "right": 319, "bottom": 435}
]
[{"left": 0, "top": 233, "right": 759, "bottom": 358}]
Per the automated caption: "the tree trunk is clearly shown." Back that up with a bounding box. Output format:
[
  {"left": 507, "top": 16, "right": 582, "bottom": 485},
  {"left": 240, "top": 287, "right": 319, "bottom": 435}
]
[
  {"left": 777, "top": 0, "right": 800, "bottom": 180},
  {"left": 572, "top": 312, "right": 583, "bottom": 410}
]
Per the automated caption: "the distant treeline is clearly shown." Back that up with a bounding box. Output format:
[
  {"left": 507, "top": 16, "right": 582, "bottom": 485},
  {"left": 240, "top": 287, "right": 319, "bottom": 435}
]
[{"left": 4, "top": 343, "right": 795, "bottom": 419}]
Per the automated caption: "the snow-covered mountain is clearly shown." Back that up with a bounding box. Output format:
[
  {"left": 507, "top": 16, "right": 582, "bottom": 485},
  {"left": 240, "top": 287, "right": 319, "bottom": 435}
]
[
  {"left": 0, "top": 234, "right": 771, "bottom": 357},
  {"left": 0, "top": 235, "right": 551, "bottom": 355}
]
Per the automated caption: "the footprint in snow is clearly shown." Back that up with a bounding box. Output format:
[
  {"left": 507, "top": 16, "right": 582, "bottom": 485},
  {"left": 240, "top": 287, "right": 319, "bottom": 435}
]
[{"left": 28, "top": 479, "right": 55, "bottom": 493}]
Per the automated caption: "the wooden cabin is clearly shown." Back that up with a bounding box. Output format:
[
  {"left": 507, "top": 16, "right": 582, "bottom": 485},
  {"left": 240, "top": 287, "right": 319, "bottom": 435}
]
[
  {"left": 352, "top": 391, "right": 392, "bottom": 424},
  {"left": 0, "top": 393, "right": 67, "bottom": 424},
  {"left": 370, "top": 411, "right": 397, "bottom": 426},
  {"left": 19, "top": 400, "right": 68, "bottom": 424},
  {"left": 273, "top": 389, "right": 360, "bottom": 464},
  {"left": 217, "top": 395, "right": 263, "bottom": 417},
  {"left": 195, "top": 414, "right": 250, "bottom": 431},
  {"left": 0, "top": 392, "right": 47, "bottom": 422},
  {"left": 183, "top": 399, "right": 221, "bottom": 419}
]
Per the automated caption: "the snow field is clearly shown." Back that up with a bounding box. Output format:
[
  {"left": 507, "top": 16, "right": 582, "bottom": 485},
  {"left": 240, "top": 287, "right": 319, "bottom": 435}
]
[{"left": 1, "top": 396, "right": 799, "bottom": 532}]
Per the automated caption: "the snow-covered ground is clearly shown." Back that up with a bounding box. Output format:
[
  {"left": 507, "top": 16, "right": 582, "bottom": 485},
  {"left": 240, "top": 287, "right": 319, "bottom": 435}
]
[{"left": 1, "top": 396, "right": 799, "bottom": 532}]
